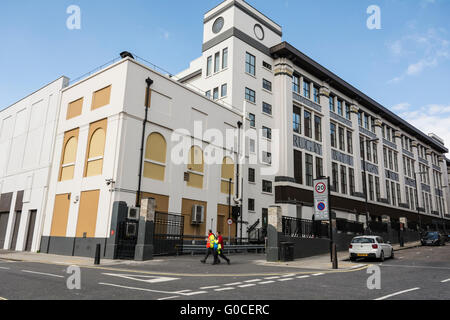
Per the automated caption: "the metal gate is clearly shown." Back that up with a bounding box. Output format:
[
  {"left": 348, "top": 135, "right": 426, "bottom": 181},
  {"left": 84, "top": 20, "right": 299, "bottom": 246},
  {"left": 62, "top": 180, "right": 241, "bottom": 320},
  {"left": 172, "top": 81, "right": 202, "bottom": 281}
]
[
  {"left": 116, "top": 220, "right": 138, "bottom": 260},
  {"left": 153, "top": 212, "right": 184, "bottom": 256}
]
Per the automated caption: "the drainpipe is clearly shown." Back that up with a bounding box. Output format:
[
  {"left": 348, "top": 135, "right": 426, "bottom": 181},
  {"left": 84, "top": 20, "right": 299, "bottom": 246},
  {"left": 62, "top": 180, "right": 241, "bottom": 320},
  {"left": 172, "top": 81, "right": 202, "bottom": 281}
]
[
  {"left": 236, "top": 121, "right": 243, "bottom": 244},
  {"left": 136, "top": 77, "right": 154, "bottom": 207}
]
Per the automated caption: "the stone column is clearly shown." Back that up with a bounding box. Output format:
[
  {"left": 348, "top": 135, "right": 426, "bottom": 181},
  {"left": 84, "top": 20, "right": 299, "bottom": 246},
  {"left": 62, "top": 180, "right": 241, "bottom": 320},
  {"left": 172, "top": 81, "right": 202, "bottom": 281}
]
[
  {"left": 105, "top": 201, "right": 128, "bottom": 259},
  {"left": 266, "top": 206, "right": 282, "bottom": 262},
  {"left": 426, "top": 149, "right": 437, "bottom": 213},
  {"left": 135, "top": 198, "right": 156, "bottom": 261},
  {"left": 351, "top": 105, "right": 363, "bottom": 195},
  {"left": 319, "top": 85, "right": 332, "bottom": 179},
  {"left": 411, "top": 141, "right": 424, "bottom": 212},
  {"left": 374, "top": 119, "right": 387, "bottom": 201}
]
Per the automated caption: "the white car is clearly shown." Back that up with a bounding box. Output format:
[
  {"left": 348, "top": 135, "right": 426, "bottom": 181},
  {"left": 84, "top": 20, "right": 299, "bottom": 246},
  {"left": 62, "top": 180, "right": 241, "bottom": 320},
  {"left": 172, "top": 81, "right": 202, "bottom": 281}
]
[{"left": 349, "top": 236, "right": 394, "bottom": 262}]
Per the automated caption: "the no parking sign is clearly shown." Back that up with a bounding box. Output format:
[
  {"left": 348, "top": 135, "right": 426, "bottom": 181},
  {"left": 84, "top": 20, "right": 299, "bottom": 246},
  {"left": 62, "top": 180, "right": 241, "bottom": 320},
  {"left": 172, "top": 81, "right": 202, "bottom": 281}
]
[{"left": 314, "top": 178, "right": 329, "bottom": 221}]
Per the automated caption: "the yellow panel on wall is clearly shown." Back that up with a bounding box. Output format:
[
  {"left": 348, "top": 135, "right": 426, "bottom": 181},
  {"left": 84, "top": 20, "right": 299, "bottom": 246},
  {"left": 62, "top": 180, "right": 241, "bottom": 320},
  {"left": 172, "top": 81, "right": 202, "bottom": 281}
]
[
  {"left": 50, "top": 194, "right": 71, "bottom": 237},
  {"left": 75, "top": 190, "right": 100, "bottom": 238},
  {"left": 60, "top": 166, "right": 75, "bottom": 182},
  {"left": 59, "top": 129, "right": 79, "bottom": 182},
  {"left": 91, "top": 85, "right": 111, "bottom": 110},
  {"left": 67, "top": 98, "right": 83, "bottom": 120},
  {"left": 145, "top": 133, "right": 167, "bottom": 163},
  {"left": 88, "top": 129, "right": 106, "bottom": 158},
  {"left": 188, "top": 146, "right": 204, "bottom": 173},
  {"left": 221, "top": 180, "right": 234, "bottom": 195},
  {"left": 86, "top": 159, "right": 104, "bottom": 177},
  {"left": 143, "top": 162, "right": 165, "bottom": 181},
  {"left": 187, "top": 172, "right": 204, "bottom": 189}
]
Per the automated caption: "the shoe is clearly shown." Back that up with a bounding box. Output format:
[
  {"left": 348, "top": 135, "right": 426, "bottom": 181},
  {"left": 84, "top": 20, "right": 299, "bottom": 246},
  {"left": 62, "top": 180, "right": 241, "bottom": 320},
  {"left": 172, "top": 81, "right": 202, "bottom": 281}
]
[
  {"left": 227, "top": 260, "right": 230, "bottom": 265},
  {"left": 201, "top": 260, "right": 206, "bottom": 264}
]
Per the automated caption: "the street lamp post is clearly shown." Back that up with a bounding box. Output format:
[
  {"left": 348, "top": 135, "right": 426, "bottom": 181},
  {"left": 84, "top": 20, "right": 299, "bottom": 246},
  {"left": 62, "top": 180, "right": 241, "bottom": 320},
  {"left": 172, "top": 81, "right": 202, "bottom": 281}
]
[{"left": 362, "top": 137, "right": 379, "bottom": 234}]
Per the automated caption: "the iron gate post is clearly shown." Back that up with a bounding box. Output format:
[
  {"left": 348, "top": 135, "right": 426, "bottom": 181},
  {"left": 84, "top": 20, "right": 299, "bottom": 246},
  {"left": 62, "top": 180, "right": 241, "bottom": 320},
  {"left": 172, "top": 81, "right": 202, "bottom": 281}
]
[{"left": 135, "top": 198, "right": 155, "bottom": 261}]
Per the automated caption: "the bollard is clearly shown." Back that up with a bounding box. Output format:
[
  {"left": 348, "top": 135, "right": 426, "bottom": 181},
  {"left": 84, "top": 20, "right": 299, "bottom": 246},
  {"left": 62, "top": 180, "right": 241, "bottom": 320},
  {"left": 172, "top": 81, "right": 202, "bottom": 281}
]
[
  {"left": 94, "top": 244, "right": 101, "bottom": 265},
  {"left": 332, "top": 243, "right": 338, "bottom": 270}
]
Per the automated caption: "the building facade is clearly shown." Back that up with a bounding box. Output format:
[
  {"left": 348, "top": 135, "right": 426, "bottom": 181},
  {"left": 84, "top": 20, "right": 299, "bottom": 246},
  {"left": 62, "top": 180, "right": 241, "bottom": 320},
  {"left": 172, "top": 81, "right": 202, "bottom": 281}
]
[{"left": 1, "top": 0, "right": 449, "bottom": 256}]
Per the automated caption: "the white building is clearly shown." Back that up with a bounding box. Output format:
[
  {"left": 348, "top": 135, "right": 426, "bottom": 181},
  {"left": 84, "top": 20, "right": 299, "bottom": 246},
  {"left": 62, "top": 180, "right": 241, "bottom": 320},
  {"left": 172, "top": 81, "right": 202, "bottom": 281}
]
[{"left": 0, "top": 77, "right": 68, "bottom": 252}]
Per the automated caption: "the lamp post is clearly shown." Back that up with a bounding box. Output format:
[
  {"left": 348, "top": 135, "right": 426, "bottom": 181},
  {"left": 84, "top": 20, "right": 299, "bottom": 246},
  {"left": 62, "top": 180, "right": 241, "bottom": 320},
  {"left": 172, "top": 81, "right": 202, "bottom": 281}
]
[
  {"left": 362, "top": 137, "right": 379, "bottom": 234},
  {"left": 414, "top": 171, "right": 428, "bottom": 236}
]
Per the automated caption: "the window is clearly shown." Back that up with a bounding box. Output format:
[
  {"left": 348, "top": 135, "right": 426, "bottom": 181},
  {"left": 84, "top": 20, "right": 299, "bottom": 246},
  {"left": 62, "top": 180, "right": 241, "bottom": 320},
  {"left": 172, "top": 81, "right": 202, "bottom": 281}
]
[
  {"left": 248, "top": 168, "right": 256, "bottom": 183},
  {"left": 303, "top": 80, "right": 310, "bottom": 98},
  {"left": 207, "top": 56, "right": 212, "bottom": 76},
  {"left": 262, "top": 152, "right": 272, "bottom": 164},
  {"left": 262, "top": 102, "right": 272, "bottom": 115},
  {"left": 263, "top": 79, "right": 272, "bottom": 92},
  {"left": 67, "top": 98, "right": 83, "bottom": 120},
  {"left": 386, "top": 181, "right": 391, "bottom": 204},
  {"left": 214, "top": 52, "right": 220, "bottom": 73},
  {"left": 144, "top": 132, "right": 167, "bottom": 181},
  {"left": 375, "top": 177, "right": 380, "bottom": 201},
  {"left": 91, "top": 85, "right": 111, "bottom": 110},
  {"left": 345, "top": 103, "right": 351, "bottom": 120},
  {"left": 332, "top": 163, "right": 339, "bottom": 192},
  {"left": 388, "top": 149, "right": 393, "bottom": 170},
  {"left": 245, "top": 52, "right": 256, "bottom": 76},
  {"left": 373, "top": 143, "right": 378, "bottom": 164},
  {"left": 366, "top": 140, "right": 372, "bottom": 162},
  {"left": 368, "top": 175, "right": 374, "bottom": 201},
  {"left": 347, "top": 131, "right": 353, "bottom": 154},
  {"left": 293, "top": 106, "right": 301, "bottom": 134},
  {"left": 262, "top": 126, "right": 272, "bottom": 140},
  {"left": 84, "top": 119, "right": 107, "bottom": 178},
  {"left": 304, "top": 111, "right": 312, "bottom": 138},
  {"left": 245, "top": 87, "right": 256, "bottom": 103},
  {"left": 339, "top": 127, "right": 345, "bottom": 151},
  {"left": 248, "top": 199, "right": 255, "bottom": 212},
  {"left": 394, "top": 153, "right": 398, "bottom": 172},
  {"left": 337, "top": 100, "right": 343, "bottom": 116},
  {"left": 294, "top": 150, "right": 302, "bottom": 184},
  {"left": 249, "top": 139, "right": 256, "bottom": 153},
  {"left": 293, "top": 75, "right": 300, "bottom": 93},
  {"left": 316, "top": 157, "right": 323, "bottom": 179},
  {"left": 262, "top": 180, "right": 273, "bottom": 193},
  {"left": 221, "top": 84, "right": 227, "bottom": 97},
  {"left": 222, "top": 48, "right": 228, "bottom": 69},
  {"left": 330, "top": 123, "right": 337, "bottom": 148},
  {"left": 213, "top": 87, "right": 219, "bottom": 100},
  {"left": 60, "top": 129, "right": 79, "bottom": 181},
  {"left": 249, "top": 113, "right": 256, "bottom": 128},
  {"left": 391, "top": 181, "right": 396, "bottom": 206},
  {"left": 314, "top": 116, "right": 322, "bottom": 142},
  {"left": 263, "top": 61, "right": 272, "bottom": 70},
  {"left": 305, "top": 154, "right": 313, "bottom": 187},
  {"left": 358, "top": 111, "right": 363, "bottom": 127},
  {"left": 220, "top": 157, "right": 235, "bottom": 194},
  {"left": 205, "top": 90, "right": 211, "bottom": 99},
  {"left": 349, "top": 168, "right": 355, "bottom": 195},
  {"left": 187, "top": 146, "right": 205, "bottom": 189},
  {"left": 341, "top": 166, "right": 347, "bottom": 195},
  {"left": 329, "top": 96, "right": 335, "bottom": 112},
  {"left": 364, "top": 114, "right": 370, "bottom": 130},
  {"left": 313, "top": 86, "right": 320, "bottom": 103},
  {"left": 396, "top": 184, "right": 401, "bottom": 206},
  {"left": 383, "top": 148, "right": 388, "bottom": 168}
]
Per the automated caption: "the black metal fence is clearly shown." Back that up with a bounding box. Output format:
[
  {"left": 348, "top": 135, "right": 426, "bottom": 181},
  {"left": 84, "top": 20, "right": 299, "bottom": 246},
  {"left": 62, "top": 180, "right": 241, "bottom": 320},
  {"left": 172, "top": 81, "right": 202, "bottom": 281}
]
[
  {"left": 116, "top": 221, "right": 138, "bottom": 260},
  {"left": 153, "top": 212, "right": 184, "bottom": 256},
  {"left": 336, "top": 218, "right": 365, "bottom": 235},
  {"left": 282, "top": 217, "right": 329, "bottom": 239}
]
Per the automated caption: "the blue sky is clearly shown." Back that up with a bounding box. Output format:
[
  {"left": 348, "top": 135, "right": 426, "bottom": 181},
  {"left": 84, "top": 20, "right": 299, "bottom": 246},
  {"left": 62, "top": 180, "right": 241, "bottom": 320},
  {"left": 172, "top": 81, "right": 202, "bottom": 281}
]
[{"left": 1, "top": 0, "right": 449, "bottom": 150}]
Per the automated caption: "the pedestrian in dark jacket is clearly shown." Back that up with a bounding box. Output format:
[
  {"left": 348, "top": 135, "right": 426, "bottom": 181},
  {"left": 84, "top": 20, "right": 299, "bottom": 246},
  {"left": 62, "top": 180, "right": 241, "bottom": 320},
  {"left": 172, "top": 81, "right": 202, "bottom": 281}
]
[{"left": 216, "top": 231, "right": 230, "bottom": 265}]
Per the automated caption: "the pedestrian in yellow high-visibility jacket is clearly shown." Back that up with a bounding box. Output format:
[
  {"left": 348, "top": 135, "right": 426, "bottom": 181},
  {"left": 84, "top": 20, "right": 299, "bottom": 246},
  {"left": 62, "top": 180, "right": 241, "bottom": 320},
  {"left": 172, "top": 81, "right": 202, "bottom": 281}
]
[{"left": 201, "top": 230, "right": 216, "bottom": 264}]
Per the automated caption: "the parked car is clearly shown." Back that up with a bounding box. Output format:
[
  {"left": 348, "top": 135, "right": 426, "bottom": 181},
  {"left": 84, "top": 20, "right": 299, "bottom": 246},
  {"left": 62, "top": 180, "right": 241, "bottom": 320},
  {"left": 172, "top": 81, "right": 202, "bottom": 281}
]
[
  {"left": 349, "top": 236, "right": 394, "bottom": 262},
  {"left": 421, "top": 231, "right": 446, "bottom": 246}
]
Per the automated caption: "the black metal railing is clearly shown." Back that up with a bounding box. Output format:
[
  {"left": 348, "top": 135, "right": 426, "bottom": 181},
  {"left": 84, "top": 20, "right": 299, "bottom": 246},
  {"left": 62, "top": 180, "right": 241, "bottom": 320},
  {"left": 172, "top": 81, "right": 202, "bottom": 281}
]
[
  {"left": 368, "top": 221, "right": 388, "bottom": 233},
  {"left": 282, "top": 217, "right": 329, "bottom": 239},
  {"left": 336, "top": 218, "right": 365, "bottom": 234},
  {"left": 153, "top": 212, "right": 184, "bottom": 256}
]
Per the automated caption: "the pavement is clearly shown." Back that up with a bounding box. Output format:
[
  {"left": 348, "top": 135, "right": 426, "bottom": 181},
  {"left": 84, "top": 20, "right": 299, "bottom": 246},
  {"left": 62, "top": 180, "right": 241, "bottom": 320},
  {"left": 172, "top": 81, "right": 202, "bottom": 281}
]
[{"left": 0, "top": 241, "right": 421, "bottom": 273}]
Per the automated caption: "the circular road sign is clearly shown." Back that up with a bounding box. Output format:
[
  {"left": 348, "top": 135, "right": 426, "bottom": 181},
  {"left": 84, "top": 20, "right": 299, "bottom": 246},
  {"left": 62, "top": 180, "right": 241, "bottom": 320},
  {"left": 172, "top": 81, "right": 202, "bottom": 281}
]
[
  {"left": 317, "top": 202, "right": 326, "bottom": 212},
  {"left": 227, "top": 219, "right": 233, "bottom": 226},
  {"left": 315, "top": 182, "right": 327, "bottom": 194}
]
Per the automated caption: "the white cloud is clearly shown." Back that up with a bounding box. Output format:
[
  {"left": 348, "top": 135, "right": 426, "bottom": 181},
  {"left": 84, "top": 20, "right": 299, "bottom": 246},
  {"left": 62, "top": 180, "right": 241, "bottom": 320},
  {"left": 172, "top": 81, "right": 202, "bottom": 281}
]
[{"left": 392, "top": 102, "right": 411, "bottom": 111}]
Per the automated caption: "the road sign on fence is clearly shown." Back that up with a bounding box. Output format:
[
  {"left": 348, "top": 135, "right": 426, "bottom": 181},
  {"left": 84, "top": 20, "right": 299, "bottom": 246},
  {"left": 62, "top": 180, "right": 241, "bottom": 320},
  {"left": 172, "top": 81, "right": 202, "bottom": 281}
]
[{"left": 314, "top": 178, "right": 329, "bottom": 221}]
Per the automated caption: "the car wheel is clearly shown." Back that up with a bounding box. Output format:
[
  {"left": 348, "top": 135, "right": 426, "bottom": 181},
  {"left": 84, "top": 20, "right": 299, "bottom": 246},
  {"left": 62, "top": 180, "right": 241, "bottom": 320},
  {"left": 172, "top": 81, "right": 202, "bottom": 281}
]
[
  {"left": 390, "top": 249, "right": 394, "bottom": 259},
  {"left": 379, "top": 251, "right": 385, "bottom": 262}
]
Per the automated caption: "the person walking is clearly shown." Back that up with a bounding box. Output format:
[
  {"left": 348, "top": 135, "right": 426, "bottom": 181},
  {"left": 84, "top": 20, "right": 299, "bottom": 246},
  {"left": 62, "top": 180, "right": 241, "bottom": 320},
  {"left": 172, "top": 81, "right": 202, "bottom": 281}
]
[
  {"left": 201, "top": 230, "right": 216, "bottom": 264},
  {"left": 216, "top": 231, "right": 231, "bottom": 265}
]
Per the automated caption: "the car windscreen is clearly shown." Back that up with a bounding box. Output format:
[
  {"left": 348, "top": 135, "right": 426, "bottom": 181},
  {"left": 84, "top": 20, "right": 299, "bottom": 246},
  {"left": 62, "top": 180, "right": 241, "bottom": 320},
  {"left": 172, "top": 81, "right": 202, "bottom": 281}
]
[
  {"left": 424, "top": 232, "right": 438, "bottom": 240},
  {"left": 351, "top": 238, "right": 375, "bottom": 244}
]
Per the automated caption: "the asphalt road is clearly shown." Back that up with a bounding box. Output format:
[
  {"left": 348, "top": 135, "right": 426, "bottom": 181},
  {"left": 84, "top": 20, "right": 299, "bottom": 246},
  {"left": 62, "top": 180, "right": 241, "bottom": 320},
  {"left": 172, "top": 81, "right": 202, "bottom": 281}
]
[{"left": 0, "top": 245, "right": 449, "bottom": 301}]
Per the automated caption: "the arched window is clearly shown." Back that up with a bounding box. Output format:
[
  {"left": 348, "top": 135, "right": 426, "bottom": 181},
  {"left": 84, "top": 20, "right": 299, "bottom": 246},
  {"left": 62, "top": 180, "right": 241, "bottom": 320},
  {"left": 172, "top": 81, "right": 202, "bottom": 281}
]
[
  {"left": 221, "top": 157, "right": 235, "bottom": 194},
  {"left": 144, "top": 133, "right": 167, "bottom": 181},
  {"left": 85, "top": 129, "right": 106, "bottom": 177},
  {"left": 84, "top": 119, "right": 107, "bottom": 177},
  {"left": 59, "top": 129, "right": 79, "bottom": 181},
  {"left": 187, "top": 146, "right": 204, "bottom": 189}
]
